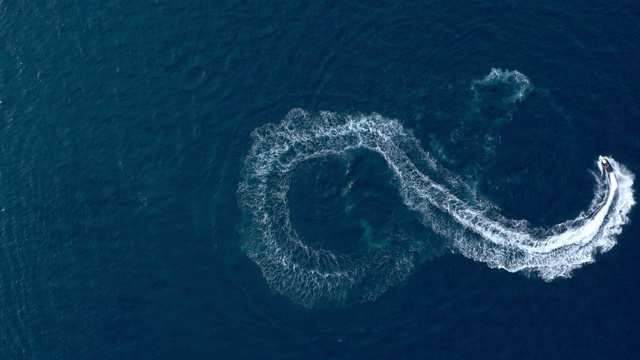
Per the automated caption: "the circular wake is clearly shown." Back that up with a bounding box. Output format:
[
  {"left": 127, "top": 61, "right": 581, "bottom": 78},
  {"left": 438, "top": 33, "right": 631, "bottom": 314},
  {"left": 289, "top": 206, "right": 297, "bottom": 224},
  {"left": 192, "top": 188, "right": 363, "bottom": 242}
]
[{"left": 238, "top": 109, "right": 635, "bottom": 307}]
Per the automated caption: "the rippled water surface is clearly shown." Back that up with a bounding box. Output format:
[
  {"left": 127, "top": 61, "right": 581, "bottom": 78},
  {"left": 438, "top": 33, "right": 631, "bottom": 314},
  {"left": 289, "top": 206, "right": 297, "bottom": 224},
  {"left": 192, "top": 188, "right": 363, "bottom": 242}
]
[{"left": 0, "top": 2, "right": 639, "bottom": 359}]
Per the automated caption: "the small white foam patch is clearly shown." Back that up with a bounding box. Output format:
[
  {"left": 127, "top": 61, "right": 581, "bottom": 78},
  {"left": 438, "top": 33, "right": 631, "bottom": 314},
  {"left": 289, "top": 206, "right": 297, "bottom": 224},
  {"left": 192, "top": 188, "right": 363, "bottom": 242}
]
[
  {"left": 238, "top": 109, "right": 635, "bottom": 307},
  {"left": 443, "top": 69, "right": 534, "bottom": 175},
  {"left": 471, "top": 68, "right": 533, "bottom": 103}
]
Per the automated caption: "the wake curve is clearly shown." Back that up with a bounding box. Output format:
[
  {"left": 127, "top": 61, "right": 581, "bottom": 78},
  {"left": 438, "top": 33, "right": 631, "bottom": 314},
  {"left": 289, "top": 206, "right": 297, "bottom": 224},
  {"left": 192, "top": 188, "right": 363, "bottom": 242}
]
[{"left": 238, "top": 109, "right": 635, "bottom": 307}]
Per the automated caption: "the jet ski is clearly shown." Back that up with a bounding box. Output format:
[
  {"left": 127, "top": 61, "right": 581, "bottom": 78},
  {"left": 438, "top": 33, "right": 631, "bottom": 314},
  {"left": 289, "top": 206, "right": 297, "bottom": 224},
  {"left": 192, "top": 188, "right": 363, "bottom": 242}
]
[{"left": 601, "top": 158, "right": 613, "bottom": 173}]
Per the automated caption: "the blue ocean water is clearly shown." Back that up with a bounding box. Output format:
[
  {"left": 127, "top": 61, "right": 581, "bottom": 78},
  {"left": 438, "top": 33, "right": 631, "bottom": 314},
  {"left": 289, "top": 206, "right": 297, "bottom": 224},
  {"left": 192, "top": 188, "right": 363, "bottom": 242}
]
[{"left": 1, "top": 1, "right": 639, "bottom": 359}]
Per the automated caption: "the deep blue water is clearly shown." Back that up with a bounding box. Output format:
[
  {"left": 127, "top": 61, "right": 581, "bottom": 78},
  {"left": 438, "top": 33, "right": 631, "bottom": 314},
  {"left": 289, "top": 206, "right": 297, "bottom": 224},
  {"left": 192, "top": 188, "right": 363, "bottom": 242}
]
[{"left": 1, "top": 1, "right": 639, "bottom": 359}]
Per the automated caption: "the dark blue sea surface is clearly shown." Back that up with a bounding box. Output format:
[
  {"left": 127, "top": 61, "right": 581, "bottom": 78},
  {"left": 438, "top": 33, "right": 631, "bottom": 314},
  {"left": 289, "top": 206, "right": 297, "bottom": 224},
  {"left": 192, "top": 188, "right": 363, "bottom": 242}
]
[{"left": 1, "top": 1, "right": 639, "bottom": 359}]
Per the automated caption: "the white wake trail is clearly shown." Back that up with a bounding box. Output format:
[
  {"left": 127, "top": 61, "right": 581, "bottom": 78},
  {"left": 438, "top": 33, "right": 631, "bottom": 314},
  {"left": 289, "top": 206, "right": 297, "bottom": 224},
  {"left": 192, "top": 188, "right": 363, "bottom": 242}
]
[{"left": 238, "top": 109, "right": 635, "bottom": 307}]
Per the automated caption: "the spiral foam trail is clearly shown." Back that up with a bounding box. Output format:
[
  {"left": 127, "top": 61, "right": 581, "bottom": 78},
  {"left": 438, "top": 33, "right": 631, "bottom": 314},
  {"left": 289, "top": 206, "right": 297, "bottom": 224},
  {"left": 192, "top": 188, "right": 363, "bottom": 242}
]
[{"left": 238, "top": 109, "right": 635, "bottom": 307}]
